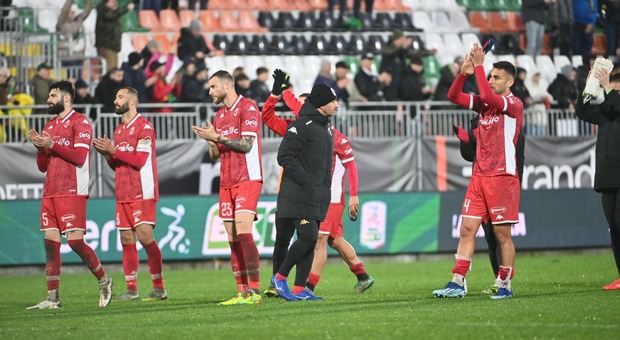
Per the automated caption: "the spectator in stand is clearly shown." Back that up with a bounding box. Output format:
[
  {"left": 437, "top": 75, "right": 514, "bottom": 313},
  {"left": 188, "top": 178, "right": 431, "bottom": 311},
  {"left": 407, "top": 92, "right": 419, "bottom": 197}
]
[
  {"left": 380, "top": 29, "right": 437, "bottom": 101},
  {"left": 148, "top": 61, "right": 181, "bottom": 113},
  {"left": 512, "top": 67, "right": 533, "bottom": 107},
  {"left": 0, "top": 66, "right": 15, "bottom": 105},
  {"left": 162, "top": 0, "right": 178, "bottom": 12},
  {"left": 177, "top": 20, "right": 223, "bottom": 67},
  {"left": 179, "top": 63, "right": 209, "bottom": 107},
  {"left": 600, "top": 0, "right": 620, "bottom": 57},
  {"left": 232, "top": 66, "right": 246, "bottom": 80},
  {"left": 74, "top": 79, "right": 97, "bottom": 120},
  {"left": 122, "top": 52, "right": 157, "bottom": 104},
  {"left": 435, "top": 56, "right": 463, "bottom": 103},
  {"left": 234, "top": 73, "right": 253, "bottom": 99},
  {"left": 522, "top": 0, "right": 555, "bottom": 57},
  {"left": 141, "top": 40, "right": 159, "bottom": 71},
  {"left": 353, "top": 0, "right": 374, "bottom": 18},
  {"left": 95, "top": 0, "right": 134, "bottom": 72},
  {"left": 0, "top": 0, "right": 12, "bottom": 32},
  {"left": 398, "top": 56, "right": 433, "bottom": 117},
  {"left": 354, "top": 52, "right": 391, "bottom": 103},
  {"left": 525, "top": 70, "right": 553, "bottom": 136},
  {"left": 30, "top": 63, "right": 54, "bottom": 114},
  {"left": 572, "top": 0, "right": 598, "bottom": 57},
  {"left": 548, "top": 0, "right": 574, "bottom": 57},
  {"left": 328, "top": 0, "right": 348, "bottom": 19},
  {"left": 57, "top": 0, "right": 93, "bottom": 79},
  {"left": 314, "top": 60, "right": 337, "bottom": 89},
  {"left": 333, "top": 61, "right": 351, "bottom": 106},
  {"left": 95, "top": 67, "right": 125, "bottom": 113},
  {"left": 143, "top": 43, "right": 175, "bottom": 81},
  {"left": 548, "top": 64, "right": 579, "bottom": 110},
  {"left": 250, "top": 67, "right": 271, "bottom": 104},
  {"left": 141, "top": 0, "right": 162, "bottom": 13}
]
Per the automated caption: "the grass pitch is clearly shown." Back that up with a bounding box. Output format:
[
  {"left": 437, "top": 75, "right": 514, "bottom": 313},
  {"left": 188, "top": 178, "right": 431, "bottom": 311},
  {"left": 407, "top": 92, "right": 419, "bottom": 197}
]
[{"left": 1, "top": 252, "right": 619, "bottom": 339}]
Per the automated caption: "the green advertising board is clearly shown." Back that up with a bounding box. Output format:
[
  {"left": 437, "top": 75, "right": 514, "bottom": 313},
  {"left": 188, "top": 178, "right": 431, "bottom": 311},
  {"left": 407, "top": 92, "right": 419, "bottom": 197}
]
[{"left": 0, "top": 193, "right": 440, "bottom": 266}]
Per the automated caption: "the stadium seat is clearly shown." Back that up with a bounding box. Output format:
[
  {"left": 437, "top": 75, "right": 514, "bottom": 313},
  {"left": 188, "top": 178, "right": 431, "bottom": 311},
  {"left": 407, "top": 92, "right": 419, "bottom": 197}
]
[
  {"left": 356, "top": 12, "right": 375, "bottom": 31},
  {"left": 571, "top": 55, "right": 583, "bottom": 68},
  {"left": 244, "top": 56, "right": 267, "bottom": 76},
  {"left": 506, "top": 11, "right": 525, "bottom": 32},
  {"left": 431, "top": 11, "right": 454, "bottom": 32},
  {"left": 291, "top": 35, "right": 310, "bottom": 55},
  {"left": 366, "top": 34, "right": 386, "bottom": 55},
  {"left": 535, "top": 55, "right": 557, "bottom": 83},
  {"left": 488, "top": 12, "right": 509, "bottom": 32},
  {"left": 139, "top": 10, "right": 163, "bottom": 31},
  {"left": 249, "top": 35, "right": 270, "bottom": 55},
  {"left": 178, "top": 10, "right": 196, "bottom": 28},
  {"left": 316, "top": 11, "right": 339, "bottom": 31},
  {"left": 344, "top": 55, "right": 361, "bottom": 74},
  {"left": 592, "top": 33, "right": 607, "bottom": 56},
  {"left": 257, "top": 11, "right": 277, "bottom": 31},
  {"left": 207, "top": 0, "right": 227, "bottom": 9},
  {"left": 347, "top": 33, "right": 366, "bottom": 55},
  {"left": 37, "top": 9, "right": 58, "bottom": 32},
  {"left": 375, "top": 0, "right": 411, "bottom": 11},
  {"left": 393, "top": 12, "right": 420, "bottom": 31},
  {"left": 238, "top": 10, "right": 268, "bottom": 33},
  {"left": 159, "top": 9, "right": 181, "bottom": 32},
  {"left": 307, "top": 0, "right": 329, "bottom": 10},
  {"left": 374, "top": 12, "right": 393, "bottom": 32},
  {"left": 442, "top": 33, "right": 465, "bottom": 56},
  {"left": 274, "top": 11, "right": 296, "bottom": 32},
  {"left": 131, "top": 33, "right": 150, "bottom": 52},
  {"left": 211, "top": 34, "right": 230, "bottom": 53},
  {"left": 200, "top": 10, "right": 221, "bottom": 31},
  {"left": 206, "top": 55, "right": 226, "bottom": 72},
  {"left": 423, "top": 55, "right": 441, "bottom": 85},
  {"left": 468, "top": 11, "right": 490, "bottom": 32},
  {"left": 296, "top": 11, "right": 317, "bottom": 32},
  {"left": 461, "top": 32, "right": 481, "bottom": 49},
  {"left": 228, "top": 35, "right": 251, "bottom": 55},
  {"left": 424, "top": 33, "right": 446, "bottom": 55},
  {"left": 219, "top": 11, "right": 240, "bottom": 32},
  {"left": 448, "top": 10, "right": 474, "bottom": 32},
  {"left": 152, "top": 34, "right": 172, "bottom": 54},
  {"left": 412, "top": 11, "right": 434, "bottom": 31},
  {"left": 269, "top": 35, "right": 290, "bottom": 54},
  {"left": 515, "top": 54, "right": 537, "bottom": 73},
  {"left": 224, "top": 55, "right": 245, "bottom": 73},
  {"left": 17, "top": 8, "right": 47, "bottom": 33},
  {"left": 82, "top": 57, "right": 104, "bottom": 83},
  {"left": 553, "top": 55, "right": 572, "bottom": 74},
  {"left": 328, "top": 35, "right": 348, "bottom": 55}
]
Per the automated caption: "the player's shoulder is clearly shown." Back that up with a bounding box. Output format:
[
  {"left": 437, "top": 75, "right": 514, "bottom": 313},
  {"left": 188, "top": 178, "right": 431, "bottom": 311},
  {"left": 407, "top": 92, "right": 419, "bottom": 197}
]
[
  {"left": 70, "top": 111, "right": 92, "bottom": 125},
  {"left": 239, "top": 96, "right": 259, "bottom": 111},
  {"left": 506, "top": 94, "right": 523, "bottom": 106}
]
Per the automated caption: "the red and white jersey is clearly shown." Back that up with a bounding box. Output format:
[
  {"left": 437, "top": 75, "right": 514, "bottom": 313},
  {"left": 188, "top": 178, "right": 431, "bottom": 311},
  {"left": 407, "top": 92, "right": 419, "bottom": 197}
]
[
  {"left": 213, "top": 95, "right": 263, "bottom": 188},
  {"left": 113, "top": 114, "right": 159, "bottom": 202},
  {"left": 471, "top": 93, "right": 523, "bottom": 177},
  {"left": 42, "top": 110, "right": 92, "bottom": 197},
  {"left": 330, "top": 128, "right": 354, "bottom": 204}
]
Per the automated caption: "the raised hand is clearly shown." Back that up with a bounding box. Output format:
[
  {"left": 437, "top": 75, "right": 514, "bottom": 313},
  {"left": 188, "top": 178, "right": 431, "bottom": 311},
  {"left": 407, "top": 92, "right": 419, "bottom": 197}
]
[{"left": 271, "top": 69, "right": 289, "bottom": 96}]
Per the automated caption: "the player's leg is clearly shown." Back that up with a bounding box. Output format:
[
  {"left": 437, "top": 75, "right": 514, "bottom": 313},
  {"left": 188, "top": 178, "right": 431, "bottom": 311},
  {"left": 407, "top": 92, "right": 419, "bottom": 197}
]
[
  {"left": 601, "top": 189, "right": 620, "bottom": 290},
  {"left": 136, "top": 222, "right": 167, "bottom": 300},
  {"left": 291, "top": 219, "right": 322, "bottom": 300},
  {"left": 330, "top": 237, "right": 374, "bottom": 293},
  {"left": 114, "top": 202, "right": 140, "bottom": 300},
  {"left": 265, "top": 216, "right": 295, "bottom": 297},
  {"left": 271, "top": 218, "right": 298, "bottom": 301},
  {"left": 218, "top": 187, "right": 248, "bottom": 304},
  {"left": 233, "top": 211, "right": 262, "bottom": 304},
  {"left": 28, "top": 198, "right": 63, "bottom": 310},
  {"left": 306, "top": 233, "right": 330, "bottom": 292},
  {"left": 481, "top": 220, "right": 501, "bottom": 294},
  {"left": 491, "top": 224, "right": 515, "bottom": 299}
]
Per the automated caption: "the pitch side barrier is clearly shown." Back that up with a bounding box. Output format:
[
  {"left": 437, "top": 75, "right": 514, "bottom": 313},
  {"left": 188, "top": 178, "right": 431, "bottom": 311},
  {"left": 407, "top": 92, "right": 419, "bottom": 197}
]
[
  {"left": 0, "top": 101, "right": 595, "bottom": 144},
  {"left": 0, "top": 189, "right": 608, "bottom": 266}
]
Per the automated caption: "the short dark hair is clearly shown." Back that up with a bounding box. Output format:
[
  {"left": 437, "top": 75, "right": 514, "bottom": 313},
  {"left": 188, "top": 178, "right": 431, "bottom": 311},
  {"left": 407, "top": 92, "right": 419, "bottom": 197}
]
[
  {"left": 610, "top": 73, "right": 620, "bottom": 83},
  {"left": 49, "top": 80, "right": 74, "bottom": 103},
  {"left": 256, "top": 67, "right": 268, "bottom": 76},
  {"left": 235, "top": 73, "right": 250, "bottom": 82},
  {"left": 493, "top": 61, "right": 516, "bottom": 79},
  {"left": 299, "top": 93, "right": 310, "bottom": 99},
  {"left": 119, "top": 86, "right": 139, "bottom": 104},
  {"left": 209, "top": 70, "right": 234, "bottom": 84}
]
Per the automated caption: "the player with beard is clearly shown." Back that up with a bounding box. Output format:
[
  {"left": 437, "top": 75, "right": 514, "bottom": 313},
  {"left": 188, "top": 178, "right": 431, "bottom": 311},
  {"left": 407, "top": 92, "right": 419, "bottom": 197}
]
[
  {"left": 433, "top": 44, "right": 523, "bottom": 300},
  {"left": 27, "top": 80, "right": 113, "bottom": 309},
  {"left": 93, "top": 87, "right": 167, "bottom": 301},
  {"left": 192, "top": 70, "right": 263, "bottom": 305}
]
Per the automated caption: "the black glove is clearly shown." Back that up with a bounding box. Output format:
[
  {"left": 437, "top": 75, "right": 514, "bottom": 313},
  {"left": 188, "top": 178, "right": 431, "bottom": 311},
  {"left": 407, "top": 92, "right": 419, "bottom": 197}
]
[{"left": 271, "top": 69, "right": 289, "bottom": 96}]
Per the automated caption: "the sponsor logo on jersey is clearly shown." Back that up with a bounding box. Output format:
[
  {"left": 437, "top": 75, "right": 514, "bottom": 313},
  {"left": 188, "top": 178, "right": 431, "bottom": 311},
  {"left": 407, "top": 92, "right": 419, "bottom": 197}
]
[
  {"left": 55, "top": 137, "right": 71, "bottom": 146},
  {"left": 79, "top": 131, "right": 91, "bottom": 140},
  {"left": 117, "top": 142, "right": 134, "bottom": 152},
  {"left": 344, "top": 147, "right": 353, "bottom": 155},
  {"left": 245, "top": 118, "right": 258, "bottom": 127},
  {"left": 220, "top": 126, "right": 239, "bottom": 137},
  {"left": 288, "top": 127, "right": 298, "bottom": 134},
  {"left": 61, "top": 214, "right": 76, "bottom": 222},
  {"left": 479, "top": 116, "right": 500, "bottom": 126}
]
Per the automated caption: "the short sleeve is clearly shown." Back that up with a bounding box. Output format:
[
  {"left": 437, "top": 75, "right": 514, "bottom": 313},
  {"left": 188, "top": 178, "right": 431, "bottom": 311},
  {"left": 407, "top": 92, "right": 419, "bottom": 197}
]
[
  {"left": 136, "top": 121, "right": 155, "bottom": 153},
  {"left": 73, "top": 116, "right": 92, "bottom": 149},
  {"left": 240, "top": 101, "right": 261, "bottom": 137}
]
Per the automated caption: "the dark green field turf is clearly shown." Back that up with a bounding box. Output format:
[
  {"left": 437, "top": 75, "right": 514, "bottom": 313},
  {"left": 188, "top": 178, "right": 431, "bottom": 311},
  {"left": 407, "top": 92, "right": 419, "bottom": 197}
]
[{"left": 1, "top": 252, "right": 619, "bottom": 339}]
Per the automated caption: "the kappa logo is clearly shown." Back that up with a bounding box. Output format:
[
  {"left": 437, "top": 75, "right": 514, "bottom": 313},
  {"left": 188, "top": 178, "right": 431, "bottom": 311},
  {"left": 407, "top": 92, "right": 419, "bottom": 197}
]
[
  {"left": 496, "top": 214, "right": 504, "bottom": 220},
  {"left": 144, "top": 124, "right": 153, "bottom": 130},
  {"left": 220, "top": 113, "right": 224, "bottom": 118},
  {"left": 82, "top": 118, "right": 90, "bottom": 124},
  {"left": 288, "top": 126, "right": 298, "bottom": 134},
  {"left": 133, "top": 210, "right": 143, "bottom": 222},
  {"left": 248, "top": 105, "right": 257, "bottom": 111},
  {"left": 300, "top": 219, "right": 309, "bottom": 225},
  {"left": 66, "top": 222, "right": 73, "bottom": 227},
  {"left": 236, "top": 203, "right": 242, "bottom": 208},
  {"left": 341, "top": 138, "right": 347, "bottom": 144}
]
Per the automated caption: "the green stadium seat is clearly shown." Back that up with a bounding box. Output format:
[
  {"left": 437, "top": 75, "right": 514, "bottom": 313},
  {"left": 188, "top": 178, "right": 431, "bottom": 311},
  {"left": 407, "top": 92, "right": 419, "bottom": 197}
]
[
  {"left": 344, "top": 55, "right": 360, "bottom": 75},
  {"left": 17, "top": 8, "right": 47, "bottom": 33},
  {"left": 423, "top": 55, "right": 441, "bottom": 86},
  {"left": 121, "top": 10, "right": 150, "bottom": 32}
]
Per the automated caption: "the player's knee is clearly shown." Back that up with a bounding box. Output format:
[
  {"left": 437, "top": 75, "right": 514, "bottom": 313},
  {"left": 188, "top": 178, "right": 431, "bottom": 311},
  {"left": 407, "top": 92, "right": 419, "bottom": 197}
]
[{"left": 67, "top": 238, "right": 84, "bottom": 251}]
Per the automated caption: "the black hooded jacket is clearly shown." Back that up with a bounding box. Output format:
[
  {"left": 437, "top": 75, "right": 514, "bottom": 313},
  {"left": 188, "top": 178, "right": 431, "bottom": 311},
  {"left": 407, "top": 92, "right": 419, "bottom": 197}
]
[
  {"left": 276, "top": 102, "right": 334, "bottom": 221},
  {"left": 576, "top": 89, "right": 620, "bottom": 192}
]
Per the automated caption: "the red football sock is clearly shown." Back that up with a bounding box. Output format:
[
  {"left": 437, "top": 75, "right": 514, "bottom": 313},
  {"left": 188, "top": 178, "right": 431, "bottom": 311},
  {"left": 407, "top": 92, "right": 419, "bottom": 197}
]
[
  {"left": 122, "top": 244, "right": 139, "bottom": 291},
  {"left": 144, "top": 241, "right": 165, "bottom": 290},
  {"left": 451, "top": 256, "right": 471, "bottom": 278},
  {"left": 350, "top": 262, "right": 370, "bottom": 281},
  {"left": 307, "top": 272, "right": 320, "bottom": 287},
  {"left": 498, "top": 266, "right": 514, "bottom": 281},
  {"left": 229, "top": 241, "right": 248, "bottom": 293},
  {"left": 237, "top": 233, "right": 260, "bottom": 291},
  {"left": 68, "top": 239, "right": 106, "bottom": 279},
  {"left": 44, "top": 239, "right": 61, "bottom": 291},
  {"left": 293, "top": 285, "right": 305, "bottom": 294},
  {"left": 276, "top": 272, "right": 287, "bottom": 281}
]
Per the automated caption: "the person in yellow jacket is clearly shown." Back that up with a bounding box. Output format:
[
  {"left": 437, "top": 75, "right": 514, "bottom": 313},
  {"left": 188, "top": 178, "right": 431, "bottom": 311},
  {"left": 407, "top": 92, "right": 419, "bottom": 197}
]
[{"left": 0, "top": 92, "right": 34, "bottom": 142}]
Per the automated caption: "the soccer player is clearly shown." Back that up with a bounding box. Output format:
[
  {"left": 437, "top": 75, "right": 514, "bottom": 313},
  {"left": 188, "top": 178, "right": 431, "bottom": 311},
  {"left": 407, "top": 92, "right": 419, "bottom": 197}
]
[
  {"left": 575, "top": 70, "right": 620, "bottom": 290},
  {"left": 93, "top": 87, "right": 167, "bottom": 301},
  {"left": 27, "top": 80, "right": 112, "bottom": 309},
  {"left": 270, "top": 83, "right": 336, "bottom": 301},
  {"left": 192, "top": 70, "right": 263, "bottom": 305},
  {"left": 261, "top": 70, "right": 374, "bottom": 296},
  {"left": 453, "top": 114, "right": 525, "bottom": 294},
  {"left": 433, "top": 44, "right": 523, "bottom": 299}
]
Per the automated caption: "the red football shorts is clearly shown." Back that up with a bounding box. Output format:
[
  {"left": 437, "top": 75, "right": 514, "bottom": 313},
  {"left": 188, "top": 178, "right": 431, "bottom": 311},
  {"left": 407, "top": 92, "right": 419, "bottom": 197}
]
[
  {"left": 40, "top": 196, "right": 87, "bottom": 234},
  {"left": 219, "top": 181, "right": 262, "bottom": 221},
  {"left": 461, "top": 174, "right": 520, "bottom": 225},
  {"left": 319, "top": 203, "right": 345, "bottom": 238},
  {"left": 116, "top": 200, "right": 157, "bottom": 230}
]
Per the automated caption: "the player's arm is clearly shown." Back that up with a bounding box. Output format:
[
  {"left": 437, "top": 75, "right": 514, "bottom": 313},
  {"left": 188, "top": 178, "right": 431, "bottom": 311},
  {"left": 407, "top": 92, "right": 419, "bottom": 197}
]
[
  {"left": 29, "top": 129, "right": 50, "bottom": 172},
  {"left": 473, "top": 65, "right": 513, "bottom": 114},
  {"left": 208, "top": 140, "right": 219, "bottom": 160},
  {"left": 277, "top": 121, "right": 309, "bottom": 186},
  {"left": 262, "top": 94, "right": 293, "bottom": 137},
  {"left": 447, "top": 74, "right": 474, "bottom": 109},
  {"left": 192, "top": 120, "right": 254, "bottom": 153},
  {"left": 36, "top": 149, "right": 51, "bottom": 172},
  {"left": 43, "top": 124, "right": 91, "bottom": 166},
  {"left": 282, "top": 89, "right": 302, "bottom": 116}
]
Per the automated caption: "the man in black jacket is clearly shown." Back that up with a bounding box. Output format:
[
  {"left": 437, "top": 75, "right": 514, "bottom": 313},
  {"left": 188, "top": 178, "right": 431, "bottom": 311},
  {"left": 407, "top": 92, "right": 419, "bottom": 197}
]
[
  {"left": 177, "top": 20, "right": 210, "bottom": 67},
  {"left": 271, "top": 83, "right": 337, "bottom": 301},
  {"left": 453, "top": 116, "right": 525, "bottom": 293},
  {"left": 575, "top": 70, "right": 620, "bottom": 290}
]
